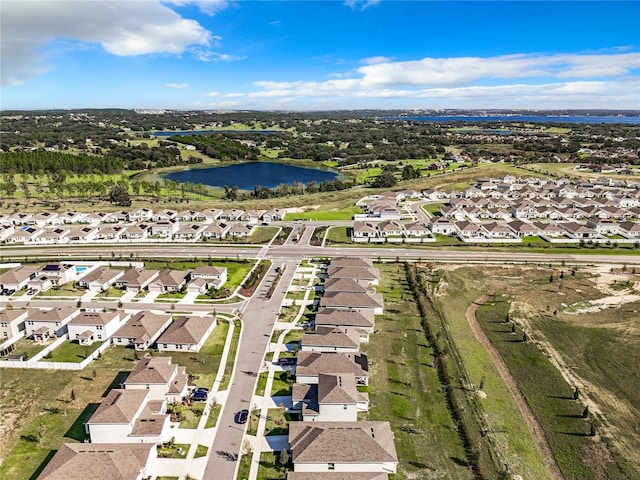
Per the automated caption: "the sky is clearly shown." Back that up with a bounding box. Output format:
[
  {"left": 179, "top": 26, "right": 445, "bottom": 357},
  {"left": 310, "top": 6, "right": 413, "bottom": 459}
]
[{"left": 1, "top": 0, "right": 639, "bottom": 111}]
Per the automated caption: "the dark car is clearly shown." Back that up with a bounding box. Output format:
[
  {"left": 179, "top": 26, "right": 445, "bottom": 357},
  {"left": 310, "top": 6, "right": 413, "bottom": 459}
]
[
  {"left": 191, "top": 387, "right": 208, "bottom": 401},
  {"left": 235, "top": 409, "right": 249, "bottom": 424},
  {"left": 277, "top": 357, "right": 296, "bottom": 366}
]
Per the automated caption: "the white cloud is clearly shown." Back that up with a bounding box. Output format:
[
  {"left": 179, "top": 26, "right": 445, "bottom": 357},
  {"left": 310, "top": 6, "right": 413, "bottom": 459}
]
[
  {"left": 203, "top": 91, "right": 220, "bottom": 97},
  {"left": 163, "top": 0, "right": 228, "bottom": 16},
  {"left": 344, "top": 0, "right": 381, "bottom": 11},
  {"left": 225, "top": 92, "right": 245, "bottom": 97},
  {"left": 245, "top": 52, "right": 640, "bottom": 108},
  {"left": 192, "top": 49, "right": 244, "bottom": 62},
  {"left": 1, "top": 0, "right": 214, "bottom": 87},
  {"left": 165, "top": 82, "right": 189, "bottom": 89},
  {"left": 361, "top": 56, "right": 394, "bottom": 65}
]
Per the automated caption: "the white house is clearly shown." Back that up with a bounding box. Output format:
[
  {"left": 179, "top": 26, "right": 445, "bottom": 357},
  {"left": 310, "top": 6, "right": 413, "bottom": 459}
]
[
  {"left": 300, "top": 327, "right": 361, "bottom": 353},
  {"left": 295, "top": 352, "right": 369, "bottom": 386},
  {"left": 77, "top": 268, "right": 124, "bottom": 292},
  {"left": 85, "top": 388, "right": 171, "bottom": 444},
  {"left": 0, "top": 309, "right": 29, "bottom": 340},
  {"left": 123, "top": 356, "right": 189, "bottom": 403},
  {"left": 156, "top": 315, "right": 216, "bottom": 352},
  {"left": 111, "top": 312, "right": 173, "bottom": 351},
  {"left": 289, "top": 421, "right": 397, "bottom": 474},
  {"left": 25, "top": 307, "right": 79, "bottom": 341},
  {"left": 67, "top": 311, "right": 125, "bottom": 346},
  {"left": 292, "top": 373, "right": 368, "bottom": 422},
  {"left": 188, "top": 266, "right": 227, "bottom": 289}
]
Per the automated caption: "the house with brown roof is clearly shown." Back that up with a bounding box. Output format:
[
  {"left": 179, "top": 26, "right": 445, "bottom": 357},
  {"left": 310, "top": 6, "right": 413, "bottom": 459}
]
[
  {"left": 156, "top": 315, "right": 216, "bottom": 352},
  {"left": 0, "top": 264, "right": 40, "bottom": 291},
  {"left": 148, "top": 270, "right": 188, "bottom": 293},
  {"left": 77, "top": 268, "right": 124, "bottom": 292},
  {"left": 189, "top": 266, "right": 228, "bottom": 289},
  {"left": 25, "top": 307, "right": 79, "bottom": 341},
  {"left": 111, "top": 311, "right": 173, "bottom": 351},
  {"left": 85, "top": 388, "right": 170, "bottom": 444},
  {"left": 292, "top": 373, "right": 369, "bottom": 422},
  {"left": 295, "top": 352, "right": 369, "bottom": 386},
  {"left": 300, "top": 327, "right": 361, "bottom": 353},
  {"left": 323, "top": 278, "right": 371, "bottom": 294},
  {"left": 123, "top": 356, "right": 189, "bottom": 403},
  {"left": 115, "top": 268, "right": 160, "bottom": 292},
  {"left": 325, "top": 267, "right": 379, "bottom": 286},
  {"left": 314, "top": 308, "right": 375, "bottom": 334},
  {"left": 36, "top": 442, "right": 156, "bottom": 480},
  {"left": 288, "top": 421, "right": 397, "bottom": 474},
  {"left": 319, "top": 292, "right": 384, "bottom": 315},
  {"left": 201, "top": 222, "right": 231, "bottom": 239},
  {"left": 67, "top": 311, "right": 125, "bottom": 346},
  {"left": 0, "top": 309, "right": 29, "bottom": 340}
]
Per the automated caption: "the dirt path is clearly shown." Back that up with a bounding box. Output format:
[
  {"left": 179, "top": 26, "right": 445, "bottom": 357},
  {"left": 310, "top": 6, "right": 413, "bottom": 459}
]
[{"left": 466, "top": 294, "right": 564, "bottom": 480}]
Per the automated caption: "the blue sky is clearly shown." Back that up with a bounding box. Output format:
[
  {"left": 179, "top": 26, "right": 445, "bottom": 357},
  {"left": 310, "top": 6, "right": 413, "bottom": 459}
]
[{"left": 2, "top": 0, "right": 639, "bottom": 110}]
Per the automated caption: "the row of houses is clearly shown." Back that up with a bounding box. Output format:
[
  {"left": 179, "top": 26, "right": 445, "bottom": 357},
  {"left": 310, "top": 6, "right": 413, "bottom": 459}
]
[
  {"left": 1, "top": 307, "right": 217, "bottom": 353},
  {"left": 1, "top": 220, "right": 259, "bottom": 244},
  {"left": 37, "top": 357, "right": 190, "bottom": 479},
  {"left": 285, "top": 257, "right": 398, "bottom": 478},
  {"left": 0, "top": 207, "right": 286, "bottom": 227},
  {"left": 0, "top": 263, "right": 227, "bottom": 296}
]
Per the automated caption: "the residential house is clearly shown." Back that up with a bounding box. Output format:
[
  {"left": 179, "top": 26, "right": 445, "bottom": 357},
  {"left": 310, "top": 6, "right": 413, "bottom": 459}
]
[
  {"left": 262, "top": 208, "right": 285, "bottom": 222},
  {"left": 36, "top": 442, "right": 156, "bottom": 480},
  {"left": 0, "top": 265, "right": 40, "bottom": 291},
  {"left": 148, "top": 221, "right": 178, "bottom": 239},
  {"left": 111, "top": 312, "right": 173, "bottom": 351},
  {"left": 173, "top": 223, "right": 206, "bottom": 241},
  {"left": 351, "top": 221, "right": 378, "bottom": 241},
  {"left": 115, "top": 268, "right": 160, "bottom": 292},
  {"left": 319, "top": 292, "right": 384, "bottom": 315},
  {"left": 189, "top": 266, "right": 228, "bottom": 289},
  {"left": 561, "top": 222, "right": 599, "bottom": 240},
  {"left": 314, "top": 308, "right": 375, "bottom": 334},
  {"left": 67, "top": 311, "right": 124, "bottom": 346},
  {"left": 325, "top": 266, "right": 380, "bottom": 286},
  {"left": 25, "top": 307, "right": 78, "bottom": 341},
  {"left": 292, "top": 373, "right": 368, "bottom": 422},
  {"left": 85, "top": 389, "right": 170, "bottom": 444},
  {"left": 429, "top": 217, "right": 457, "bottom": 235},
  {"left": 37, "top": 263, "right": 76, "bottom": 286},
  {"left": 156, "top": 315, "right": 216, "bottom": 352},
  {"left": 323, "top": 277, "right": 371, "bottom": 294},
  {"left": 295, "top": 352, "right": 369, "bottom": 386},
  {"left": 619, "top": 221, "right": 640, "bottom": 238},
  {"left": 77, "top": 268, "right": 124, "bottom": 292},
  {"left": 329, "top": 257, "right": 374, "bottom": 269},
  {"left": 201, "top": 222, "right": 230, "bottom": 240},
  {"left": 5, "top": 226, "right": 42, "bottom": 244},
  {"left": 0, "top": 309, "right": 29, "bottom": 339},
  {"left": 227, "top": 223, "right": 253, "bottom": 238},
  {"left": 148, "top": 270, "right": 188, "bottom": 293},
  {"left": 123, "top": 356, "right": 189, "bottom": 403},
  {"left": 288, "top": 421, "right": 397, "bottom": 474},
  {"left": 300, "top": 327, "right": 361, "bottom": 353}
]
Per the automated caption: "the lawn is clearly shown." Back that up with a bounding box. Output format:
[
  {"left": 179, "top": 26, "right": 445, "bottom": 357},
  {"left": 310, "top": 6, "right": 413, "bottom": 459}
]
[
  {"left": 360, "top": 263, "right": 474, "bottom": 480},
  {"left": 45, "top": 340, "right": 102, "bottom": 363},
  {"left": 0, "top": 337, "right": 52, "bottom": 360},
  {"left": 157, "top": 443, "right": 190, "bottom": 459},
  {"left": 93, "top": 286, "right": 124, "bottom": 298},
  {"left": 325, "top": 226, "right": 351, "bottom": 244},
  {"left": 284, "top": 205, "right": 360, "bottom": 221},
  {"left": 35, "top": 284, "right": 85, "bottom": 298},
  {"left": 194, "top": 444, "right": 209, "bottom": 458},
  {"left": 270, "top": 371, "right": 293, "bottom": 397},
  {"left": 263, "top": 408, "right": 295, "bottom": 437},
  {"left": 144, "top": 259, "right": 255, "bottom": 291},
  {"left": 218, "top": 320, "right": 241, "bottom": 391},
  {"left": 257, "top": 451, "right": 287, "bottom": 480}
]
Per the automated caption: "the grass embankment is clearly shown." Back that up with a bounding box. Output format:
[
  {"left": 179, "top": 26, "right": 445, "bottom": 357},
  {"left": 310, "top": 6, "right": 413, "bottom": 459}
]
[
  {"left": 441, "top": 265, "right": 639, "bottom": 479},
  {"left": 360, "top": 263, "right": 473, "bottom": 480}
]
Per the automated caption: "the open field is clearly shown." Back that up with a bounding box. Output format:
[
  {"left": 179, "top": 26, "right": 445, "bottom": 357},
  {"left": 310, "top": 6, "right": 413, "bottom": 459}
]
[
  {"left": 438, "top": 264, "right": 640, "bottom": 479},
  {"left": 524, "top": 163, "right": 640, "bottom": 181},
  {"left": 361, "top": 263, "right": 473, "bottom": 480}
]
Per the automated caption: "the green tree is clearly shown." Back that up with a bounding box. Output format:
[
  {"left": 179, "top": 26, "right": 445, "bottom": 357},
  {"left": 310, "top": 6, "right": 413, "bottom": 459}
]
[{"left": 109, "top": 183, "right": 131, "bottom": 206}]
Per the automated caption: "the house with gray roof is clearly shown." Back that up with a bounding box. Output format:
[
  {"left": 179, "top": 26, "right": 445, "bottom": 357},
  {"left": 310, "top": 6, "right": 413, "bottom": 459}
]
[
  {"left": 156, "top": 315, "right": 216, "bottom": 352},
  {"left": 36, "top": 442, "right": 156, "bottom": 480},
  {"left": 300, "top": 327, "right": 361, "bottom": 353},
  {"left": 314, "top": 308, "right": 375, "bottom": 334},
  {"left": 295, "top": 352, "right": 369, "bottom": 386},
  {"left": 319, "top": 292, "right": 384, "bottom": 315},
  {"left": 123, "top": 356, "right": 188, "bottom": 403},
  {"left": 288, "top": 421, "right": 397, "bottom": 474},
  {"left": 292, "top": 373, "right": 368, "bottom": 422},
  {"left": 111, "top": 311, "right": 173, "bottom": 351}
]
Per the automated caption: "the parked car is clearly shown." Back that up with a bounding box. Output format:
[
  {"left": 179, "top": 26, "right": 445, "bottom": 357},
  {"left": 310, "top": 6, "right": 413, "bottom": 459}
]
[
  {"left": 277, "top": 357, "right": 296, "bottom": 366},
  {"left": 235, "top": 409, "right": 249, "bottom": 424},
  {"left": 191, "top": 387, "right": 209, "bottom": 401}
]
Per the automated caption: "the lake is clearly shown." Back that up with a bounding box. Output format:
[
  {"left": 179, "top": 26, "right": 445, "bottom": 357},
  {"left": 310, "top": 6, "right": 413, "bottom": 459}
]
[
  {"left": 164, "top": 162, "right": 339, "bottom": 190},
  {"left": 386, "top": 115, "right": 640, "bottom": 124}
]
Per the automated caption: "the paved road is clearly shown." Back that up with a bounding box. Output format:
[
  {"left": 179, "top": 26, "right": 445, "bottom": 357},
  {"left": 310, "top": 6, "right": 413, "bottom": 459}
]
[
  {"left": 202, "top": 258, "right": 299, "bottom": 479},
  {"left": 2, "top": 243, "right": 639, "bottom": 265}
]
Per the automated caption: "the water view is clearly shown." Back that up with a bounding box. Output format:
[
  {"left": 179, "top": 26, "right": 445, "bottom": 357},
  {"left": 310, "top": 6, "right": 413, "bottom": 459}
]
[{"left": 164, "top": 161, "right": 339, "bottom": 190}]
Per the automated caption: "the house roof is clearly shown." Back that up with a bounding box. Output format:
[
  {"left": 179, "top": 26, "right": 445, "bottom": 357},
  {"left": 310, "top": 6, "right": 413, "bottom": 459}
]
[
  {"left": 325, "top": 267, "right": 379, "bottom": 281},
  {"left": 87, "top": 389, "right": 148, "bottom": 425},
  {"left": 153, "top": 270, "right": 188, "bottom": 287},
  {"left": 323, "top": 277, "right": 370, "bottom": 294},
  {"left": 157, "top": 315, "right": 213, "bottom": 346},
  {"left": 315, "top": 308, "right": 375, "bottom": 329},
  {"left": 0, "top": 309, "right": 29, "bottom": 323},
  {"left": 118, "top": 268, "right": 159, "bottom": 286},
  {"left": 69, "top": 311, "right": 119, "bottom": 326},
  {"left": 125, "top": 356, "right": 177, "bottom": 385},
  {"left": 0, "top": 265, "right": 40, "bottom": 285},
  {"left": 319, "top": 291, "right": 383, "bottom": 310},
  {"left": 317, "top": 373, "right": 360, "bottom": 404},
  {"left": 192, "top": 265, "right": 226, "bottom": 277},
  {"left": 296, "top": 352, "right": 368, "bottom": 378},
  {"left": 28, "top": 307, "right": 77, "bottom": 323},
  {"left": 80, "top": 268, "right": 123, "bottom": 285},
  {"left": 289, "top": 421, "right": 397, "bottom": 464},
  {"left": 112, "top": 312, "right": 172, "bottom": 343},
  {"left": 329, "top": 256, "right": 374, "bottom": 269},
  {"left": 36, "top": 442, "right": 154, "bottom": 480},
  {"left": 301, "top": 327, "right": 360, "bottom": 350}
]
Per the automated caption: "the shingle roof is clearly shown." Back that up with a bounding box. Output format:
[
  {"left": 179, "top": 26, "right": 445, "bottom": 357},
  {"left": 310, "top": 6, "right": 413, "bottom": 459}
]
[
  {"left": 87, "top": 389, "right": 148, "bottom": 425},
  {"left": 317, "top": 373, "right": 360, "bottom": 404},
  {"left": 124, "top": 357, "right": 177, "bottom": 385},
  {"left": 319, "top": 291, "right": 383, "bottom": 310},
  {"left": 157, "top": 315, "right": 214, "bottom": 346},
  {"left": 36, "top": 442, "right": 154, "bottom": 480},
  {"left": 301, "top": 327, "right": 360, "bottom": 349},
  {"left": 68, "top": 311, "right": 119, "bottom": 326},
  {"left": 289, "top": 421, "right": 397, "bottom": 464},
  {"left": 296, "top": 352, "right": 368, "bottom": 378},
  {"left": 323, "top": 278, "right": 370, "bottom": 293},
  {"left": 315, "top": 308, "right": 375, "bottom": 329},
  {"left": 112, "top": 312, "right": 172, "bottom": 343}
]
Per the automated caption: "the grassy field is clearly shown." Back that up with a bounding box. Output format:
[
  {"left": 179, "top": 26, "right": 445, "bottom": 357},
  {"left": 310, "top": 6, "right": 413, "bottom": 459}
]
[
  {"left": 439, "top": 265, "right": 640, "bottom": 479},
  {"left": 144, "top": 259, "right": 254, "bottom": 290},
  {"left": 283, "top": 205, "right": 361, "bottom": 221},
  {"left": 361, "top": 263, "right": 473, "bottom": 480}
]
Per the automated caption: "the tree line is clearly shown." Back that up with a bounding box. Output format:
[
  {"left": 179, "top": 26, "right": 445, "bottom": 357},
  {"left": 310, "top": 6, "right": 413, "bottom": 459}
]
[{"left": 0, "top": 151, "right": 123, "bottom": 175}]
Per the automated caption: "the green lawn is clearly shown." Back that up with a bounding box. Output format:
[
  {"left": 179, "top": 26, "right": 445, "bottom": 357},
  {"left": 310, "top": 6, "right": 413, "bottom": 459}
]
[
  {"left": 218, "top": 320, "right": 241, "bottom": 391},
  {"left": 194, "top": 444, "right": 209, "bottom": 458},
  {"left": 205, "top": 402, "right": 222, "bottom": 429},
  {"left": 361, "top": 264, "right": 475, "bottom": 480},
  {"left": 257, "top": 451, "right": 287, "bottom": 480},
  {"left": 46, "top": 340, "right": 102, "bottom": 363},
  {"left": 270, "top": 371, "right": 293, "bottom": 397},
  {"left": 94, "top": 286, "right": 124, "bottom": 298},
  {"left": 143, "top": 259, "right": 255, "bottom": 291},
  {"left": 284, "top": 205, "right": 360, "bottom": 221},
  {"left": 0, "top": 337, "right": 52, "bottom": 360},
  {"left": 157, "top": 443, "right": 190, "bottom": 459},
  {"left": 35, "top": 284, "right": 85, "bottom": 298},
  {"left": 325, "top": 226, "right": 351, "bottom": 244}
]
